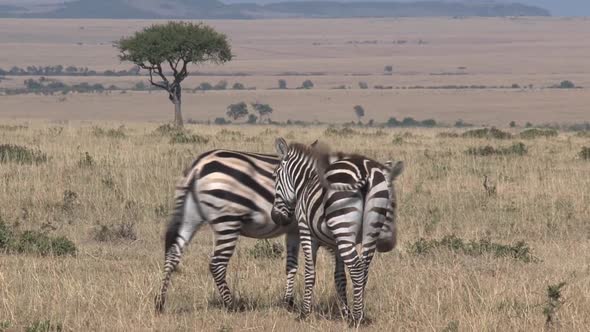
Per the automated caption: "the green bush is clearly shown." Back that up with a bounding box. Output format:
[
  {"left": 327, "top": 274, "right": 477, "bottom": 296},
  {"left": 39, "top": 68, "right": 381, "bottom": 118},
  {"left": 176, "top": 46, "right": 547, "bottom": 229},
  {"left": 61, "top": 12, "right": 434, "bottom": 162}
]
[
  {"left": 26, "top": 320, "right": 63, "bottom": 332},
  {"left": 461, "top": 127, "right": 512, "bottom": 139},
  {"left": 408, "top": 234, "right": 537, "bottom": 263},
  {"left": 467, "top": 142, "right": 527, "bottom": 156},
  {"left": 0, "top": 220, "right": 76, "bottom": 256},
  {"left": 579, "top": 147, "right": 590, "bottom": 160},
  {"left": 0, "top": 144, "right": 48, "bottom": 165}
]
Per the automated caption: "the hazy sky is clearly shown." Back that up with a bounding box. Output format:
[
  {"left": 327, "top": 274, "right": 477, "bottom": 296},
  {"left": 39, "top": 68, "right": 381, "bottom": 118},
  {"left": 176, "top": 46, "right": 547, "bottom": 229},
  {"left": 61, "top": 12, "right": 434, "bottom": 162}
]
[{"left": 1, "top": 0, "right": 589, "bottom": 16}]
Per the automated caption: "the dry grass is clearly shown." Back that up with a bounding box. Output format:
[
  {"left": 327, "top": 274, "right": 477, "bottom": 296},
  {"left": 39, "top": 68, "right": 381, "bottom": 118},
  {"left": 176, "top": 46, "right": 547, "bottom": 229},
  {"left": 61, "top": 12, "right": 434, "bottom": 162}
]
[{"left": 0, "top": 122, "right": 589, "bottom": 331}]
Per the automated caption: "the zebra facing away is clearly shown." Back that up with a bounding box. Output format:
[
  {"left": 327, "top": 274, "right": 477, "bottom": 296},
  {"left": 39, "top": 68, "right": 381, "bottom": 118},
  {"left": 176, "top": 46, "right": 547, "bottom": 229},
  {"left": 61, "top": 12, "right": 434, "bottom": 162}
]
[
  {"left": 270, "top": 138, "right": 404, "bottom": 326},
  {"left": 154, "top": 145, "right": 325, "bottom": 313}
]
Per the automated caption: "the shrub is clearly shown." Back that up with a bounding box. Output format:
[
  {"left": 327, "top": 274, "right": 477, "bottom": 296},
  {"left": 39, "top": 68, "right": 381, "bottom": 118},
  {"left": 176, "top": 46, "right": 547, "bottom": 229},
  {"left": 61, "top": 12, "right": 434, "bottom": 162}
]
[
  {"left": 324, "top": 127, "right": 358, "bottom": 137},
  {"left": 26, "top": 320, "right": 63, "bottom": 332},
  {"left": 248, "top": 239, "right": 284, "bottom": 259},
  {"left": 0, "top": 220, "right": 76, "bottom": 256},
  {"left": 214, "top": 80, "right": 228, "bottom": 90},
  {"left": 0, "top": 144, "right": 47, "bottom": 164},
  {"left": 407, "top": 234, "right": 537, "bottom": 263},
  {"left": 301, "top": 80, "right": 314, "bottom": 89},
  {"left": 169, "top": 131, "right": 209, "bottom": 144},
  {"left": 454, "top": 119, "right": 474, "bottom": 128},
  {"left": 558, "top": 80, "right": 575, "bottom": 89},
  {"left": 232, "top": 82, "right": 245, "bottom": 90},
  {"left": 462, "top": 127, "right": 512, "bottom": 139},
  {"left": 519, "top": 128, "right": 558, "bottom": 139},
  {"left": 358, "top": 81, "right": 368, "bottom": 89},
  {"left": 579, "top": 147, "right": 590, "bottom": 160},
  {"left": 509, "top": 121, "right": 517, "bottom": 128},
  {"left": 196, "top": 82, "right": 213, "bottom": 91},
  {"left": 214, "top": 117, "right": 230, "bottom": 125},
  {"left": 384, "top": 65, "right": 393, "bottom": 73},
  {"left": 421, "top": 119, "right": 437, "bottom": 127},
  {"left": 278, "top": 79, "right": 287, "bottom": 89},
  {"left": 466, "top": 142, "right": 527, "bottom": 156}
]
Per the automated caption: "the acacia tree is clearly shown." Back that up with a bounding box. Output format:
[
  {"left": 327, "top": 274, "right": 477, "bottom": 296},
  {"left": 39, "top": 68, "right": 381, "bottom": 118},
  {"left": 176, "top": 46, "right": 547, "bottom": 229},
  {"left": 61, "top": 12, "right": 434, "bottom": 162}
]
[
  {"left": 226, "top": 102, "right": 249, "bottom": 121},
  {"left": 116, "top": 22, "right": 232, "bottom": 127},
  {"left": 251, "top": 102, "right": 273, "bottom": 123}
]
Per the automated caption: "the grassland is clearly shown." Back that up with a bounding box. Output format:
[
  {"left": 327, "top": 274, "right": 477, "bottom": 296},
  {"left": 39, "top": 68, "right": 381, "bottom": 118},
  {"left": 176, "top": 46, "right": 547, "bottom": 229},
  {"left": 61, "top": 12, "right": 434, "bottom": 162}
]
[
  {"left": 1, "top": 16, "right": 590, "bottom": 331},
  {"left": 1, "top": 17, "right": 590, "bottom": 125},
  {"left": 1, "top": 122, "right": 589, "bottom": 331}
]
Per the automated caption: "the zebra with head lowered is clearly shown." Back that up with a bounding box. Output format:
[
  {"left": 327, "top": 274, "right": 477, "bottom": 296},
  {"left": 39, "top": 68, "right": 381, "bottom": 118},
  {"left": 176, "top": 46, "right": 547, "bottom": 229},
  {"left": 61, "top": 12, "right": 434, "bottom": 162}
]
[
  {"left": 154, "top": 145, "right": 323, "bottom": 312},
  {"left": 270, "top": 138, "right": 404, "bottom": 326}
]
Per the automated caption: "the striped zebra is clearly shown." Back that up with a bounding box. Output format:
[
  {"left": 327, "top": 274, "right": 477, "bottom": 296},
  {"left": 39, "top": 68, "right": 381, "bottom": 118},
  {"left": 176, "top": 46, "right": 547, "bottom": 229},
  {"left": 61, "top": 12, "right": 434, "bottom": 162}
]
[
  {"left": 154, "top": 145, "right": 329, "bottom": 313},
  {"left": 270, "top": 138, "right": 404, "bottom": 325}
]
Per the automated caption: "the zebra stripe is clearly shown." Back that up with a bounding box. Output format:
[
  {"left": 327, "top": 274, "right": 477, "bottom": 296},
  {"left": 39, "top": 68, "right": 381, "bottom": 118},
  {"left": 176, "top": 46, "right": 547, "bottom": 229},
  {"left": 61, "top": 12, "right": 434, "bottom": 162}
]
[
  {"left": 270, "top": 138, "right": 404, "bottom": 326},
  {"left": 154, "top": 147, "right": 348, "bottom": 313}
]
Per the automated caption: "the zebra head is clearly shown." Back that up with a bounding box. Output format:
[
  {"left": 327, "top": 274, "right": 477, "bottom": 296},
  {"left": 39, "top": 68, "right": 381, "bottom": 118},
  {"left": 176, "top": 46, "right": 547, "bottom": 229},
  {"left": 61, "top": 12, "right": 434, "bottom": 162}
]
[{"left": 271, "top": 137, "right": 296, "bottom": 226}]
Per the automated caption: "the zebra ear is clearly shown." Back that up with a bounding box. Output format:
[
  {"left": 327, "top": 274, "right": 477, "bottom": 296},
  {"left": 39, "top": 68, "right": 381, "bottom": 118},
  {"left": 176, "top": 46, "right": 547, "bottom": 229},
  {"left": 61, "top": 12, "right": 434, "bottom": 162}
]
[
  {"left": 275, "top": 137, "right": 289, "bottom": 157},
  {"left": 389, "top": 161, "right": 405, "bottom": 180}
]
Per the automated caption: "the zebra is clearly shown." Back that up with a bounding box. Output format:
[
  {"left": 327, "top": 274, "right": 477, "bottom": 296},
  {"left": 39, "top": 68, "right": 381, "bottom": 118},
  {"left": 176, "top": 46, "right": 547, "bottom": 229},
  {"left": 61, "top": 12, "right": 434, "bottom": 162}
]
[
  {"left": 154, "top": 145, "right": 338, "bottom": 313},
  {"left": 270, "top": 138, "right": 404, "bottom": 325}
]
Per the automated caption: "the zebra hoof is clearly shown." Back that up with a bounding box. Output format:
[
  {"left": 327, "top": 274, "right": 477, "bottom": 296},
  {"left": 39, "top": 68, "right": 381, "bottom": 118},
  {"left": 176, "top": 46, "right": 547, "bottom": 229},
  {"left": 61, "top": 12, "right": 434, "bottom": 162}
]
[
  {"left": 154, "top": 295, "right": 165, "bottom": 314},
  {"left": 283, "top": 297, "right": 295, "bottom": 310}
]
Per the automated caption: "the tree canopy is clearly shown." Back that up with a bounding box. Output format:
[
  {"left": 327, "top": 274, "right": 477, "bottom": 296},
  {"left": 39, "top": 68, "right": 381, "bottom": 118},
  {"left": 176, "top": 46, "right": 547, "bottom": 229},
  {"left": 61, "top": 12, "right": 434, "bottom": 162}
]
[{"left": 116, "top": 21, "right": 232, "bottom": 126}]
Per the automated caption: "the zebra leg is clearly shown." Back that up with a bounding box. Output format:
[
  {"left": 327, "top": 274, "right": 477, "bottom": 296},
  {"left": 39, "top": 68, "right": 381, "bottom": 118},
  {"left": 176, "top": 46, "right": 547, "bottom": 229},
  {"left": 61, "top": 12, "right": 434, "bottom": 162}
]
[
  {"left": 334, "top": 239, "right": 366, "bottom": 326},
  {"left": 299, "top": 226, "right": 319, "bottom": 319},
  {"left": 334, "top": 253, "right": 350, "bottom": 319},
  {"left": 283, "top": 230, "right": 300, "bottom": 309},
  {"left": 155, "top": 189, "right": 204, "bottom": 313},
  {"left": 209, "top": 219, "right": 242, "bottom": 309}
]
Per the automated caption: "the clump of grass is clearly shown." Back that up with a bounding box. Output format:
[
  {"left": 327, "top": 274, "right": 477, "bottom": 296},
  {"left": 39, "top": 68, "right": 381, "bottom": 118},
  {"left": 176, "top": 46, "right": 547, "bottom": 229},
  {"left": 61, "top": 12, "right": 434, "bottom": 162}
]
[
  {"left": 543, "top": 282, "right": 566, "bottom": 328},
  {"left": 579, "top": 147, "right": 590, "bottom": 160},
  {"left": 437, "top": 132, "right": 459, "bottom": 138},
  {"left": 0, "top": 220, "right": 76, "bottom": 256},
  {"left": 467, "top": 142, "right": 528, "bottom": 156},
  {"left": 169, "top": 131, "right": 209, "bottom": 144},
  {"left": 408, "top": 234, "right": 537, "bottom": 263},
  {"left": 0, "top": 144, "right": 48, "bottom": 164},
  {"left": 26, "top": 320, "right": 63, "bottom": 332},
  {"left": 575, "top": 131, "right": 590, "bottom": 138},
  {"left": 92, "top": 221, "right": 137, "bottom": 242},
  {"left": 0, "top": 124, "right": 28, "bottom": 131},
  {"left": 154, "top": 123, "right": 178, "bottom": 135},
  {"left": 324, "top": 127, "right": 358, "bottom": 137},
  {"left": 0, "top": 320, "right": 11, "bottom": 331},
  {"left": 519, "top": 128, "right": 558, "bottom": 139},
  {"left": 216, "top": 129, "right": 244, "bottom": 140},
  {"left": 462, "top": 127, "right": 512, "bottom": 139},
  {"left": 92, "top": 125, "right": 126, "bottom": 138},
  {"left": 248, "top": 239, "right": 284, "bottom": 259}
]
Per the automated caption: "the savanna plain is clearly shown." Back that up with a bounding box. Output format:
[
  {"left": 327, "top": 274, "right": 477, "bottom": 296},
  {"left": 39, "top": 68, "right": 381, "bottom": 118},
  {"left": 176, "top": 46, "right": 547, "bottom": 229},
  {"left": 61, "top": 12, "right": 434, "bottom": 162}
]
[{"left": 1, "top": 17, "right": 590, "bottom": 332}]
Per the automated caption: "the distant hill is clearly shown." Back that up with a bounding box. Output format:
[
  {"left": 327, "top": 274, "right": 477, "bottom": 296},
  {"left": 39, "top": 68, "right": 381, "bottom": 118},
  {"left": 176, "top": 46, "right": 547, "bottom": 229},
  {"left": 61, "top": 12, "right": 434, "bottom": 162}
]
[{"left": 0, "top": 0, "right": 551, "bottom": 19}]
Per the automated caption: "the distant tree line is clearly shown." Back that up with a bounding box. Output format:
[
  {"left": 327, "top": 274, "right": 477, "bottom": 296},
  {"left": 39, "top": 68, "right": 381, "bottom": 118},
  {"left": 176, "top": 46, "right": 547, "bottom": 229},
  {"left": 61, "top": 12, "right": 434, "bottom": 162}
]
[{"left": 0, "top": 65, "right": 142, "bottom": 77}]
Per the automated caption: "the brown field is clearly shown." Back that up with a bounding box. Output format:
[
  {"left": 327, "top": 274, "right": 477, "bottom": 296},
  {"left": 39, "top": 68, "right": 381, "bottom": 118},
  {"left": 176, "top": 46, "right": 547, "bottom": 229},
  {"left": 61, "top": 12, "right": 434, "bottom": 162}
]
[
  {"left": 1, "top": 17, "right": 590, "bottom": 125},
  {"left": 1, "top": 17, "right": 590, "bottom": 332},
  {"left": 0, "top": 123, "right": 589, "bottom": 331}
]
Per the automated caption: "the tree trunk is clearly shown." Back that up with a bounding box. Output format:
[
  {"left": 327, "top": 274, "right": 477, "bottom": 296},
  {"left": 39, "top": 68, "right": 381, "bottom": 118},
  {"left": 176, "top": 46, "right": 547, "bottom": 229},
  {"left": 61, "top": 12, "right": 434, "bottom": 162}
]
[{"left": 171, "top": 87, "right": 183, "bottom": 128}]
